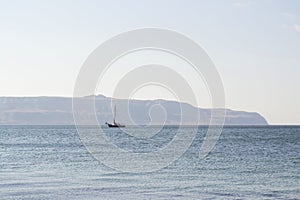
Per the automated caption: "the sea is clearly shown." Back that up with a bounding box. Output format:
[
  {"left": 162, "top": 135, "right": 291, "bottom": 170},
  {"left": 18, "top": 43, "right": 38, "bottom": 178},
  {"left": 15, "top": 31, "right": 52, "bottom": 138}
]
[{"left": 0, "top": 126, "right": 299, "bottom": 199}]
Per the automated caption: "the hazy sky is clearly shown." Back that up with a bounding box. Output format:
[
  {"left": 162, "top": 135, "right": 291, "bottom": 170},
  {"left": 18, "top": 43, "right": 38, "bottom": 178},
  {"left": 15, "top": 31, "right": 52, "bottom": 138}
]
[{"left": 0, "top": 0, "right": 299, "bottom": 124}]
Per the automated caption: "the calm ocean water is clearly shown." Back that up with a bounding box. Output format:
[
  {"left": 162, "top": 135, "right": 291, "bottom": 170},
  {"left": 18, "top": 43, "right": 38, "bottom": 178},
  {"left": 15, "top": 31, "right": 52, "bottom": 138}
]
[{"left": 0, "top": 126, "right": 299, "bottom": 199}]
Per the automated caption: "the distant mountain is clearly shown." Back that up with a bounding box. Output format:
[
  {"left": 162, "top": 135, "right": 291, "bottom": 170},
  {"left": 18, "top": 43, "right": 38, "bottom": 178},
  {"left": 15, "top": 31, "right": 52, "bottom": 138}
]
[{"left": 0, "top": 95, "right": 268, "bottom": 125}]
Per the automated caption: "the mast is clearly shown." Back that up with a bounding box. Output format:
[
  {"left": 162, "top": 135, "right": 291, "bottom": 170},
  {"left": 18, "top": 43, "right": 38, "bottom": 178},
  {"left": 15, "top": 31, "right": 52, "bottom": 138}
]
[{"left": 113, "top": 105, "right": 116, "bottom": 124}]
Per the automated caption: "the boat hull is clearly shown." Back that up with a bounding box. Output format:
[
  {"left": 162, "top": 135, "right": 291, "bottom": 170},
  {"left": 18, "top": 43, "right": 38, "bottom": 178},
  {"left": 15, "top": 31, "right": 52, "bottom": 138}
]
[{"left": 106, "top": 123, "right": 125, "bottom": 128}]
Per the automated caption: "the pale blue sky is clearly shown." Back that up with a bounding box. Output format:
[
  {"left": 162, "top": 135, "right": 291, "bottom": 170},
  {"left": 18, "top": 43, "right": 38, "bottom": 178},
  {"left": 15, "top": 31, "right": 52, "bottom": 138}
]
[{"left": 0, "top": 0, "right": 299, "bottom": 124}]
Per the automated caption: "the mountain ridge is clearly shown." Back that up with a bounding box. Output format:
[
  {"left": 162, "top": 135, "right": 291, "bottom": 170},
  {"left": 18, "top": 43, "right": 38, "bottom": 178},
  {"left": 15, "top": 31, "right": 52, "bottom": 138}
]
[{"left": 0, "top": 95, "right": 268, "bottom": 125}]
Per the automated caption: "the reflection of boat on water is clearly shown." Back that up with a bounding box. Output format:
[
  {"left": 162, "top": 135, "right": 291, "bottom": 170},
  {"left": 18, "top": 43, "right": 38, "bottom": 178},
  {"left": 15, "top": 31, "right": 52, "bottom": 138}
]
[{"left": 105, "top": 105, "right": 125, "bottom": 128}]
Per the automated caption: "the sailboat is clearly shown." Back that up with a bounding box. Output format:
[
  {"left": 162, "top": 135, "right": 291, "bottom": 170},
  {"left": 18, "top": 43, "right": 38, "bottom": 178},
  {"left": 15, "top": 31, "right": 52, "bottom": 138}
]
[{"left": 105, "top": 105, "right": 125, "bottom": 128}]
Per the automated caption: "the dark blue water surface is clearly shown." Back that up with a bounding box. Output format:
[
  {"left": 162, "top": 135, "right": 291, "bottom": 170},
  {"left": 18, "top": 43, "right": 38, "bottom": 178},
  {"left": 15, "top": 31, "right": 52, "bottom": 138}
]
[{"left": 0, "top": 126, "right": 299, "bottom": 199}]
